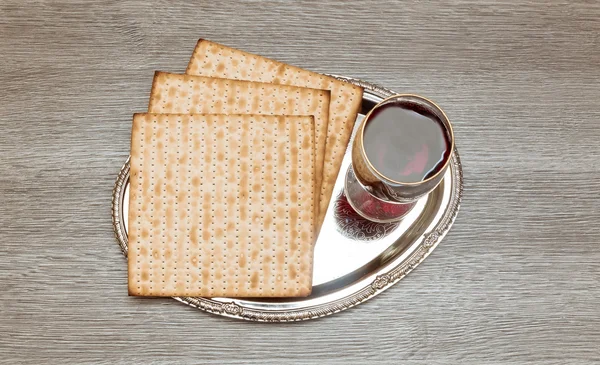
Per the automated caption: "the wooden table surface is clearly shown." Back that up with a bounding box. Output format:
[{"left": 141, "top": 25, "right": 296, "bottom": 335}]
[{"left": 1, "top": 1, "right": 599, "bottom": 364}]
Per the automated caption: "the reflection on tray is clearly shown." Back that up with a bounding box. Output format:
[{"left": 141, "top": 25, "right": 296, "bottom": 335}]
[{"left": 333, "top": 193, "right": 400, "bottom": 241}]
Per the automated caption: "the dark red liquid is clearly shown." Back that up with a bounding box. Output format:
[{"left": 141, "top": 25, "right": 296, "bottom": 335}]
[{"left": 363, "top": 101, "right": 451, "bottom": 183}]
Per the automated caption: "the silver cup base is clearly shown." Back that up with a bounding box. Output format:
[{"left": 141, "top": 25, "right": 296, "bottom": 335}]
[{"left": 344, "top": 166, "right": 417, "bottom": 223}]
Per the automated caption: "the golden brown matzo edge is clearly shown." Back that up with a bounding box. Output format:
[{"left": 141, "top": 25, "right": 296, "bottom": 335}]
[
  {"left": 128, "top": 113, "right": 316, "bottom": 297},
  {"left": 147, "top": 71, "right": 330, "bottom": 214},
  {"left": 128, "top": 115, "right": 143, "bottom": 296},
  {"left": 185, "top": 39, "right": 363, "bottom": 229}
]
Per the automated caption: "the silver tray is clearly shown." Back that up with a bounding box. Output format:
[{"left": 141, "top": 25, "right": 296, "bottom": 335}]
[{"left": 112, "top": 76, "right": 463, "bottom": 322}]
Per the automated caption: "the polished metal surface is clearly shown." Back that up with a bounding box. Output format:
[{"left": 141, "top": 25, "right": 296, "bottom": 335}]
[{"left": 112, "top": 76, "right": 463, "bottom": 321}]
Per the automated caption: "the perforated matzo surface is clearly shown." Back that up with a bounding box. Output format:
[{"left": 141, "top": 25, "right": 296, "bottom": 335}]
[
  {"left": 186, "top": 39, "right": 363, "bottom": 226},
  {"left": 148, "top": 71, "right": 329, "bottom": 203},
  {"left": 128, "top": 114, "right": 315, "bottom": 297}
]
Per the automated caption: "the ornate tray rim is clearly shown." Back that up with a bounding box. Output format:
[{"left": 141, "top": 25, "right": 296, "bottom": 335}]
[{"left": 111, "top": 76, "right": 463, "bottom": 322}]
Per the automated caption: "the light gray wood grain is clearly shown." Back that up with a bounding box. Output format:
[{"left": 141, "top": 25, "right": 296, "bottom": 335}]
[{"left": 1, "top": 0, "right": 599, "bottom": 364}]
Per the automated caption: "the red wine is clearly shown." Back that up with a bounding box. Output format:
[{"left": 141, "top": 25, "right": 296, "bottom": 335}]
[{"left": 363, "top": 101, "right": 451, "bottom": 183}]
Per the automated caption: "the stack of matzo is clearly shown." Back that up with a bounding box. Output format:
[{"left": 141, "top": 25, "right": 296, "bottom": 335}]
[
  {"left": 148, "top": 71, "right": 330, "bottom": 201},
  {"left": 186, "top": 40, "right": 364, "bottom": 225},
  {"left": 128, "top": 40, "right": 363, "bottom": 298}
]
